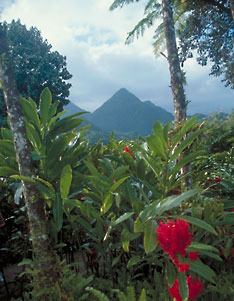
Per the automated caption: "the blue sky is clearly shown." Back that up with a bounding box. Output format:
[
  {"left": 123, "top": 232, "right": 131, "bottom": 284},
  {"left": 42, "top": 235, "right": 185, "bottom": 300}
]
[{"left": 1, "top": 0, "right": 233, "bottom": 115}]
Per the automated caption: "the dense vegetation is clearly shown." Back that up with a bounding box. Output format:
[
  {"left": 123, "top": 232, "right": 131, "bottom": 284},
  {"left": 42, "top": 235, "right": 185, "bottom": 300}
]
[
  {"left": 0, "top": 1, "right": 233, "bottom": 299},
  {"left": 0, "top": 90, "right": 233, "bottom": 300},
  {"left": 0, "top": 20, "right": 72, "bottom": 128}
]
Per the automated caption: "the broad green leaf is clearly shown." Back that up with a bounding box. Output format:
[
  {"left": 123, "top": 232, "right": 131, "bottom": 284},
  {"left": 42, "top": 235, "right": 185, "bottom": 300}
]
[
  {"left": 0, "top": 167, "right": 18, "bottom": 176},
  {"left": 0, "top": 140, "right": 15, "bottom": 157},
  {"left": 121, "top": 229, "right": 139, "bottom": 252},
  {"left": 153, "top": 121, "right": 168, "bottom": 149},
  {"left": 144, "top": 219, "right": 158, "bottom": 254},
  {"left": 34, "top": 177, "right": 55, "bottom": 193},
  {"left": 53, "top": 193, "right": 63, "bottom": 232},
  {"left": 204, "top": 202, "right": 213, "bottom": 222},
  {"left": 48, "top": 99, "right": 60, "bottom": 119},
  {"left": 157, "top": 189, "right": 201, "bottom": 215},
  {"left": 189, "top": 260, "right": 216, "bottom": 283},
  {"left": 134, "top": 216, "right": 145, "bottom": 232},
  {"left": 196, "top": 250, "right": 222, "bottom": 261},
  {"left": 137, "top": 158, "right": 146, "bottom": 179},
  {"left": 18, "top": 259, "right": 33, "bottom": 266},
  {"left": 187, "top": 242, "right": 219, "bottom": 253},
  {"left": 172, "top": 215, "right": 218, "bottom": 235},
  {"left": 111, "top": 166, "right": 129, "bottom": 180},
  {"left": 1, "top": 128, "right": 13, "bottom": 140},
  {"left": 48, "top": 111, "right": 66, "bottom": 128},
  {"left": 112, "top": 212, "right": 134, "bottom": 227},
  {"left": 178, "top": 272, "right": 189, "bottom": 300},
  {"left": 75, "top": 216, "right": 92, "bottom": 232},
  {"left": 101, "top": 194, "right": 114, "bottom": 215},
  {"left": 139, "top": 288, "right": 147, "bottom": 301},
  {"left": 170, "top": 116, "right": 198, "bottom": 150},
  {"left": 40, "top": 88, "right": 52, "bottom": 126},
  {"left": 112, "top": 256, "right": 120, "bottom": 267},
  {"left": 109, "top": 176, "right": 129, "bottom": 193},
  {"left": 121, "top": 229, "right": 130, "bottom": 252},
  {"left": 103, "top": 225, "right": 112, "bottom": 241},
  {"left": 46, "top": 135, "right": 75, "bottom": 167},
  {"left": 224, "top": 238, "right": 232, "bottom": 259},
  {"left": 140, "top": 189, "right": 201, "bottom": 222},
  {"left": 127, "top": 256, "right": 142, "bottom": 268},
  {"left": 147, "top": 134, "right": 167, "bottom": 160},
  {"left": 170, "top": 150, "right": 205, "bottom": 182},
  {"left": 140, "top": 150, "right": 160, "bottom": 178},
  {"left": 170, "top": 129, "right": 203, "bottom": 162},
  {"left": 166, "top": 261, "right": 176, "bottom": 287},
  {"left": 21, "top": 97, "right": 41, "bottom": 131},
  {"left": 48, "top": 112, "right": 86, "bottom": 139},
  {"left": 25, "top": 122, "right": 41, "bottom": 151},
  {"left": 84, "top": 160, "right": 99, "bottom": 176},
  {"left": 163, "top": 123, "right": 171, "bottom": 145},
  {"left": 60, "top": 164, "right": 72, "bottom": 200},
  {"left": 10, "top": 175, "right": 36, "bottom": 183}
]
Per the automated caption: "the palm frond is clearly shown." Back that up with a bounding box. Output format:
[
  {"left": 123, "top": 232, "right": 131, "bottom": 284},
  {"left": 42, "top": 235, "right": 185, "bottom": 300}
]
[
  {"left": 126, "top": 10, "right": 161, "bottom": 44},
  {"left": 110, "top": 0, "right": 141, "bottom": 10}
]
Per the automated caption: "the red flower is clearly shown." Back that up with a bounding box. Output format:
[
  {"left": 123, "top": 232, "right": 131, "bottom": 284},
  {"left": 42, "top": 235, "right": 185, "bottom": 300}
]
[
  {"left": 168, "top": 279, "right": 182, "bottom": 301},
  {"left": 169, "top": 189, "right": 182, "bottom": 195},
  {"left": 214, "top": 177, "right": 221, "bottom": 183},
  {"left": 168, "top": 276, "right": 203, "bottom": 301},
  {"left": 173, "top": 258, "right": 190, "bottom": 272},
  {"left": 156, "top": 219, "right": 193, "bottom": 259},
  {"left": 124, "top": 146, "right": 134, "bottom": 158},
  {"left": 177, "top": 263, "right": 190, "bottom": 272},
  {"left": 232, "top": 208, "right": 234, "bottom": 212},
  {"left": 189, "top": 251, "right": 199, "bottom": 261},
  {"left": 187, "top": 276, "right": 203, "bottom": 299},
  {"left": 217, "top": 196, "right": 221, "bottom": 200}
]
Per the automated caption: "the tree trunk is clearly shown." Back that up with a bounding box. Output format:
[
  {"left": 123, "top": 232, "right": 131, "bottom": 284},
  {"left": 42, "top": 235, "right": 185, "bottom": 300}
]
[
  {"left": 230, "top": 0, "right": 234, "bottom": 21},
  {"left": 0, "top": 25, "right": 62, "bottom": 300},
  {"left": 162, "top": 0, "right": 187, "bottom": 122}
]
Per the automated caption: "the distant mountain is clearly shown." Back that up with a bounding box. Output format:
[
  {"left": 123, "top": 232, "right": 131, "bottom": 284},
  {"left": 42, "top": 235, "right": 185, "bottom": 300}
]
[
  {"left": 64, "top": 89, "right": 224, "bottom": 143},
  {"left": 86, "top": 88, "right": 174, "bottom": 136},
  {"left": 62, "top": 101, "right": 84, "bottom": 118}
]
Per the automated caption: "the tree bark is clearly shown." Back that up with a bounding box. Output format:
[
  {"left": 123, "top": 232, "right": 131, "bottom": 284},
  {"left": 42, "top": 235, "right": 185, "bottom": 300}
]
[
  {"left": 162, "top": 0, "right": 187, "bottom": 122},
  {"left": 0, "top": 25, "right": 62, "bottom": 300},
  {"left": 230, "top": 0, "right": 234, "bottom": 21}
]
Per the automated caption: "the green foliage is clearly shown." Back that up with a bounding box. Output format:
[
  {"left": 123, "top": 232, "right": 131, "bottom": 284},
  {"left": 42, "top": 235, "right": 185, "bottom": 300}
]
[
  {"left": 178, "top": 1, "right": 234, "bottom": 88},
  {"left": 0, "top": 19, "right": 72, "bottom": 127},
  {"left": 1, "top": 92, "right": 233, "bottom": 300}
]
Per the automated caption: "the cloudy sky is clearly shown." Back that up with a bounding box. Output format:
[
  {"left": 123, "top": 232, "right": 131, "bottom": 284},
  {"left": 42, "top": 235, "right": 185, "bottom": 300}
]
[{"left": 0, "top": 0, "right": 233, "bottom": 115}]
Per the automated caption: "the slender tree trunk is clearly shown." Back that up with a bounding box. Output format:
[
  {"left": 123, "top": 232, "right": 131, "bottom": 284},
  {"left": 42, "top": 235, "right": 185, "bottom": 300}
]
[
  {"left": 0, "top": 25, "right": 62, "bottom": 300},
  {"left": 230, "top": 0, "right": 234, "bottom": 21},
  {"left": 162, "top": 0, "right": 187, "bottom": 122}
]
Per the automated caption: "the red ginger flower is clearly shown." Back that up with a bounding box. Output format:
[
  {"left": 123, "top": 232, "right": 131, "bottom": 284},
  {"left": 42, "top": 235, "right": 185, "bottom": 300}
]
[
  {"left": 173, "top": 258, "right": 190, "bottom": 273},
  {"left": 168, "top": 279, "right": 182, "bottom": 301},
  {"left": 124, "top": 146, "right": 134, "bottom": 158},
  {"left": 156, "top": 218, "right": 193, "bottom": 259},
  {"left": 168, "top": 276, "right": 203, "bottom": 301},
  {"left": 177, "top": 263, "right": 190, "bottom": 273},
  {"left": 214, "top": 177, "right": 221, "bottom": 183},
  {"left": 189, "top": 251, "right": 199, "bottom": 261}
]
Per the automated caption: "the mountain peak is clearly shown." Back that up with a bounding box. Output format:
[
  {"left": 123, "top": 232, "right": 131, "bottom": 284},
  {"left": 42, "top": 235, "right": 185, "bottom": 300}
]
[
  {"left": 110, "top": 87, "right": 139, "bottom": 100},
  {"left": 88, "top": 88, "right": 173, "bottom": 135}
]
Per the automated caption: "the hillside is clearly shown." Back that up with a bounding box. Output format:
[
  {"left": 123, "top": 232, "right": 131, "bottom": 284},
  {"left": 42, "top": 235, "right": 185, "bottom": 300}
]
[{"left": 86, "top": 88, "right": 173, "bottom": 136}]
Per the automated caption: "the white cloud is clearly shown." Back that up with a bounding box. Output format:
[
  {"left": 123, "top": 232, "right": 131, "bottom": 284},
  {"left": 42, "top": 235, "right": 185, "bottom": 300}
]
[{"left": 1, "top": 0, "right": 233, "bottom": 114}]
